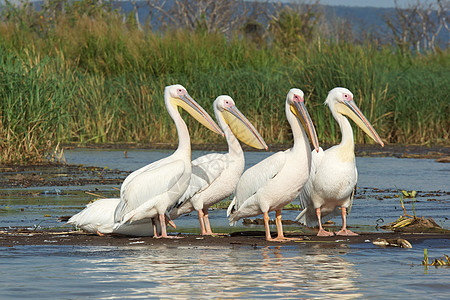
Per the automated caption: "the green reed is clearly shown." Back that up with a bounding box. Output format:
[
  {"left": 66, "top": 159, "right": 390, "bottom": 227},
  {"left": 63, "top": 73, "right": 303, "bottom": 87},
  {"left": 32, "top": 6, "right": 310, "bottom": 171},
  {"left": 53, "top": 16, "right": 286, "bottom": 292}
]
[{"left": 0, "top": 3, "right": 448, "bottom": 163}]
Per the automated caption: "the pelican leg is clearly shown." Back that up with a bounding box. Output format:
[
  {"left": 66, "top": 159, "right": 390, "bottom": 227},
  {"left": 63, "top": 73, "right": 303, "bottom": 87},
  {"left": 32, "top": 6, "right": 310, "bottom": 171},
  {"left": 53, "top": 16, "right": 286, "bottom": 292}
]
[
  {"left": 156, "top": 213, "right": 182, "bottom": 239},
  {"left": 197, "top": 209, "right": 208, "bottom": 235},
  {"left": 263, "top": 212, "right": 273, "bottom": 241},
  {"left": 273, "top": 210, "right": 302, "bottom": 241},
  {"left": 335, "top": 207, "right": 358, "bottom": 236},
  {"left": 152, "top": 218, "right": 160, "bottom": 238},
  {"left": 316, "top": 208, "right": 334, "bottom": 237},
  {"left": 275, "top": 210, "right": 285, "bottom": 239},
  {"left": 202, "top": 208, "right": 216, "bottom": 235},
  {"left": 96, "top": 230, "right": 105, "bottom": 237},
  {"left": 200, "top": 208, "right": 224, "bottom": 236}
]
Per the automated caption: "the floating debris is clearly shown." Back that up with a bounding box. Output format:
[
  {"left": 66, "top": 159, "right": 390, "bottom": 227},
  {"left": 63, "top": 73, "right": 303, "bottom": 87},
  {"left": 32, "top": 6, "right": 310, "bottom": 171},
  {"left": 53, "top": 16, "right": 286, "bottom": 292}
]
[
  {"left": 58, "top": 216, "right": 71, "bottom": 222},
  {"left": 129, "top": 241, "right": 144, "bottom": 244},
  {"left": 41, "top": 188, "right": 63, "bottom": 195},
  {"left": 373, "top": 238, "right": 412, "bottom": 248},
  {"left": 401, "top": 190, "right": 417, "bottom": 198},
  {"left": 422, "top": 248, "right": 450, "bottom": 266},
  {"left": 435, "top": 156, "right": 450, "bottom": 163},
  {"left": 381, "top": 216, "right": 449, "bottom": 233}
]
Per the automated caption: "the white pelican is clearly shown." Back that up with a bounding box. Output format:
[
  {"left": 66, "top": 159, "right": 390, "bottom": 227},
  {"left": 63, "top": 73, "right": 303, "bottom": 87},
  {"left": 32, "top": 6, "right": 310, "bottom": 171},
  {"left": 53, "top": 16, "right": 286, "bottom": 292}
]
[
  {"left": 295, "top": 87, "right": 384, "bottom": 236},
  {"left": 227, "top": 88, "right": 319, "bottom": 242},
  {"left": 168, "top": 95, "right": 268, "bottom": 235},
  {"left": 112, "top": 84, "right": 223, "bottom": 238},
  {"left": 67, "top": 198, "right": 176, "bottom": 237}
]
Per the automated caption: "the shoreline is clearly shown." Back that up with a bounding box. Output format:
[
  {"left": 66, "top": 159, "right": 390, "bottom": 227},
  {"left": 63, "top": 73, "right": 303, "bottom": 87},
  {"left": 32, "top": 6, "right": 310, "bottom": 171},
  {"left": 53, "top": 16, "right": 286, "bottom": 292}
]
[
  {"left": 1, "top": 228, "right": 449, "bottom": 248},
  {"left": 61, "top": 143, "right": 450, "bottom": 160}
]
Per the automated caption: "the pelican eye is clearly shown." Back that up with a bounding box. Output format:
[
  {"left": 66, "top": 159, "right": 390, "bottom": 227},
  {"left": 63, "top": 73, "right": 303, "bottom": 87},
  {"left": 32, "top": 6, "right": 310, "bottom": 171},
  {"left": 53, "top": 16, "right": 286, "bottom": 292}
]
[
  {"left": 343, "top": 93, "right": 352, "bottom": 101},
  {"left": 294, "top": 95, "right": 303, "bottom": 102}
]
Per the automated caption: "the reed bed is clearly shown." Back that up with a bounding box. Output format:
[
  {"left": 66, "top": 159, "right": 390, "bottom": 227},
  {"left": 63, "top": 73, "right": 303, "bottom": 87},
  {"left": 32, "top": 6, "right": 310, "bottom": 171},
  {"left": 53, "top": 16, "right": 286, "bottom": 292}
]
[{"left": 0, "top": 3, "right": 448, "bottom": 163}]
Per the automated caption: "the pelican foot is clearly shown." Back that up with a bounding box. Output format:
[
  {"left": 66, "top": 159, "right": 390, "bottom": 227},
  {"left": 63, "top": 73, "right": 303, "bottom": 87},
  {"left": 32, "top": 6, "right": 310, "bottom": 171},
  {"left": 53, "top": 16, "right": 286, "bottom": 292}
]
[
  {"left": 96, "top": 230, "right": 105, "bottom": 237},
  {"left": 266, "top": 237, "right": 288, "bottom": 242},
  {"left": 335, "top": 229, "right": 358, "bottom": 236},
  {"left": 317, "top": 229, "right": 334, "bottom": 237}
]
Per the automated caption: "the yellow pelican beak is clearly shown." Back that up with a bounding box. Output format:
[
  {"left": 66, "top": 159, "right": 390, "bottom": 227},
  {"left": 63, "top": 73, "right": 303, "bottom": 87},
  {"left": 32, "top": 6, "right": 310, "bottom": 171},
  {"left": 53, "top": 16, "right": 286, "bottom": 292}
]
[
  {"left": 165, "top": 213, "right": 176, "bottom": 229},
  {"left": 222, "top": 105, "right": 268, "bottom": 150},
  {"left": 291, "top": 98, "right": 320, "bottom": 152},
  {"left": 336, "top": 100, "right": 384, "bottom": 147},
  {"left": 175, "top": 93, "right": 224, "bottom": 136}
]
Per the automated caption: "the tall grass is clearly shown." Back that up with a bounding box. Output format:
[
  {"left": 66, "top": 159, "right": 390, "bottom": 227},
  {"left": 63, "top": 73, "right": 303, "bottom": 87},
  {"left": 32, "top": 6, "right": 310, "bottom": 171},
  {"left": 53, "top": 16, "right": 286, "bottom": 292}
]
[
  {"left": 0, "top": 3, "right": 448, "bottom": 163},
  {"left": 0, "top": 53, "right": 75, "bottom": 163}
]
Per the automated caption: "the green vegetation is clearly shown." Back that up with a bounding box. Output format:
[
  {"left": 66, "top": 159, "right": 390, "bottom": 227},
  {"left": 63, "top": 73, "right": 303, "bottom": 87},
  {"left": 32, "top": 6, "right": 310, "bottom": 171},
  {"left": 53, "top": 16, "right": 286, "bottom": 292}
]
[{"left": 0, "top": 1, "right": 449, "bottom": 163}]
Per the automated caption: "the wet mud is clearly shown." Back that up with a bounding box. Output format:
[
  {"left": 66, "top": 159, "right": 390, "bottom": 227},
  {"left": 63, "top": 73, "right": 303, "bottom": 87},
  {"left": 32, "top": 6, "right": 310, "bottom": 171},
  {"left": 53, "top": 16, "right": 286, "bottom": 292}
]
[
  {"left": 1, "top": 227, "right": 449, "bottom": 248},
  {"left": 0, "top": 163, "right": 127, "bottom": 188}
]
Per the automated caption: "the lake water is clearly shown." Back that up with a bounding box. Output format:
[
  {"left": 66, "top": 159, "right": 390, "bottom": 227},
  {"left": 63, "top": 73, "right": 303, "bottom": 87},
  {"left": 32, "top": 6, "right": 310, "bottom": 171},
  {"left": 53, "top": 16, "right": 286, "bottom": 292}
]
[{"left": 1, "top": 149, "right": 449, "bottom": 298}]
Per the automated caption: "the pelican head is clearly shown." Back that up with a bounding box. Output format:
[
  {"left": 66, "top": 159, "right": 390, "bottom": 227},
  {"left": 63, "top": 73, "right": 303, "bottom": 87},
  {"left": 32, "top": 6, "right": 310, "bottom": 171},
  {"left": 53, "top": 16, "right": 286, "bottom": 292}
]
[
  {"left": 326, "top": 87, "right": 384, "bottom": 146},
  {"left": 214, "top": 95, "right": 268, "bottom": 150},
  {"left": 287, "top": 88, "right": 320, "bottom": 152},
  {"left": 165, "top": 84, "right": 224, "bottom": 136}
]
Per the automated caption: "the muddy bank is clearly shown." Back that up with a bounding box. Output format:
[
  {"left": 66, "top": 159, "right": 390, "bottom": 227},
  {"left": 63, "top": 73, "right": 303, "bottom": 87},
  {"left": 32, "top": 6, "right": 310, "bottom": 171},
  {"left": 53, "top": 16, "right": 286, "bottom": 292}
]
[
  {"left": 1, "top": 228, "right": 448, "bottom": 248},
  {"left": 0, "top": 163, "right": 127, "bottom": 188}
]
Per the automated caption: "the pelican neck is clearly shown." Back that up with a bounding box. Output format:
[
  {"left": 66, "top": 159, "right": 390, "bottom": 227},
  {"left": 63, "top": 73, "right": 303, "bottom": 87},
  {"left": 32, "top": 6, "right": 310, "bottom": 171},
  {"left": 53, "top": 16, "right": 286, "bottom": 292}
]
[
  {"left": 335, "top": 113, "right": 355, "bottom": 152},
  {"left": 285, "top": 101, "right": 310, "bottom": 154},
  {"left": 165, "top": 99, "right": 191, "bottom": 157},
  {"left": 216, "top": 110, "right": 243, "bottom": 157}
]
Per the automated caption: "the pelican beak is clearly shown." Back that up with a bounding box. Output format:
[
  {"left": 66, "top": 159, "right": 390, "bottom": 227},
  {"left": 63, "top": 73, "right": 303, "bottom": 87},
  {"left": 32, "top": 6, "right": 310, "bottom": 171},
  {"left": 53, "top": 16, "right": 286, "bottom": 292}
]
[
  {"left": 165, "top": 213, "right": 176, "bottom": 229},
  {"left": 222, "top": 105, "right": 268, "bottom": 150},
  {"left": 175, "top": 93, "right": 224, "bottom": 136},
  {"left": 336, "top": 100, "right": 384, "bottom": 147},
  {"left": 291, "top": 100, "right": 320, "bottom": 152}
]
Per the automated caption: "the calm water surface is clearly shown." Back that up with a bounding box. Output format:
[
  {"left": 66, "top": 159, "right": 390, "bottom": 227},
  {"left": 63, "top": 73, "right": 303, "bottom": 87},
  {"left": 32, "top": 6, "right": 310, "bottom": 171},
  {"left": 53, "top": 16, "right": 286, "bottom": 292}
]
[{"left": 0, "top": 149, "right": 449, "bottom": 298}]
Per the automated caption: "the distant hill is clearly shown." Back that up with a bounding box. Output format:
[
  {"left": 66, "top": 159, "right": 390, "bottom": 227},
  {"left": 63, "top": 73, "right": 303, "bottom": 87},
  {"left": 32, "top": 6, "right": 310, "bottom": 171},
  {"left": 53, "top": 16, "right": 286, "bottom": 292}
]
[{"left": 19, "top": 0, "right": 449, "bottom": 47}]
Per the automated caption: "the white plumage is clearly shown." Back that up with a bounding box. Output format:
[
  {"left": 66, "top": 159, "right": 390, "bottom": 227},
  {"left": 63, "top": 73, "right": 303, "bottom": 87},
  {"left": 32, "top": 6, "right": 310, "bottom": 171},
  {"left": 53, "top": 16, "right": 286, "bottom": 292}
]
[
  {"left": 112, "top": 85, "right": 223, "bottom": 238},
  {"left": 227, "top": 88, "right": 319, "bottom": 241},
  {"left": 67, "top": 198, "right": 155, "bottom": 236},
  {"left": 169, "top": 95, "right": 267, "bottom": 235},
  {"left": 296, "top": 87, "right": 384, "bottom": 236}
]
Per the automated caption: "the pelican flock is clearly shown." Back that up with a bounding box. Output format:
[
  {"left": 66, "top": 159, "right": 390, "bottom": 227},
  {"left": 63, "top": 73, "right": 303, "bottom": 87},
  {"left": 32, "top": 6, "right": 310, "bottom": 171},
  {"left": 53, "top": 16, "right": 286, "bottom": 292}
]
[
  {"left": 168, "top": 95, "right": 267, "bottom": 235},
  {"left": 68, "top": 85, "right": 384, "bottom": 241},
  {"left": 295, "top": 87, "right": 384, "bottom": 236},
  {"left": 227, "top": 88, "right": 319, "bottom": 241}
]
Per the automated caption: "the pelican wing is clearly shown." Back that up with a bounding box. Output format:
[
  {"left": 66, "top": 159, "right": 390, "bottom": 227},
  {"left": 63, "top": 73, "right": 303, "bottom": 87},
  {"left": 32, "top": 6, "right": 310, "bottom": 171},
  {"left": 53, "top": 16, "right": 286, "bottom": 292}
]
[
  {"left": 120, "top": 155, "right": 174, "bottom": 193},
  {"left": 297, "top": 147, "right": 324, "bottom": 209},
  {"left": 348, "top": 168, "right": 358, "bottom": 214},
  {"left": 114, "top": 159, "right": 186, "bottom": 222},
  {"left": 235, "top": 151, "right": 286, "bottom": 207},
  {"left": 295, "top": 147, "right": 325, "bottom": 224},
  {"left": 175, "top": 153, "right": 228, "bottom": 207},
  {"left": 67, "top": 198, "right": 119, "bottom": 234}
]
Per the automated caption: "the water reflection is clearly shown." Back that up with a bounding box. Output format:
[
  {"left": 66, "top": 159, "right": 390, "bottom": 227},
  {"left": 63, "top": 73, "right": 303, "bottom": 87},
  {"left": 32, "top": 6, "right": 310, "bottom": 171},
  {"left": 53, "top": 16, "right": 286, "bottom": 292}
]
[{"left": 73, "top": 245, "right": 362, "bottom": 298}]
